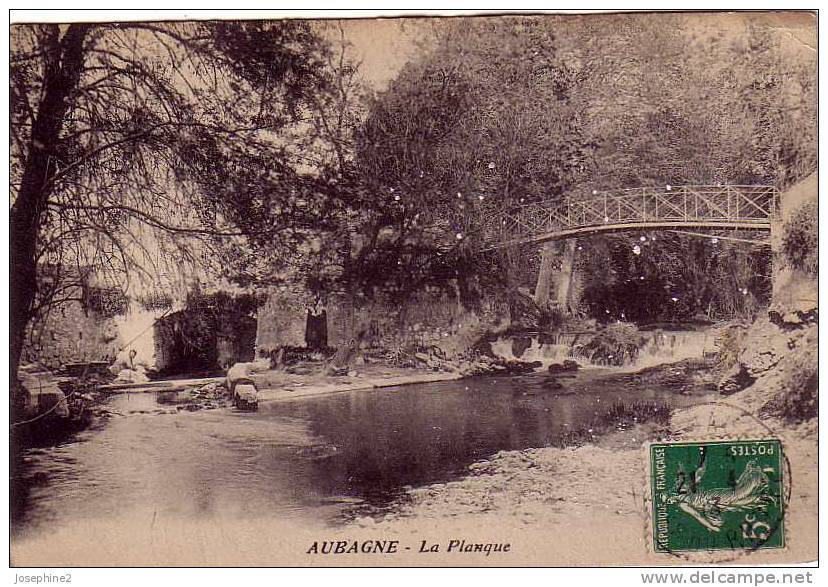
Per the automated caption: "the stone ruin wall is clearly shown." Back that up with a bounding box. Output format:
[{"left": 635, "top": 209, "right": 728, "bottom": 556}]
[
  {"left": 255, "top": 284, "right": 511, "bottom": 358},
  {"left": 23, "top": 297, "right": 121, "bottom": 371}
]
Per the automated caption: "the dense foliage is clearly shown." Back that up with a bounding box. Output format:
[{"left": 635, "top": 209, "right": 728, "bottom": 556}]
[
  {"left": 781, "top": 200, "right": 818, "bottom": 275},
  {"left": 579, "top": 233, "right": 772, "bottom": 323},
  {"left": 344, "top": 13, "right": 815, "bottom": 323}
]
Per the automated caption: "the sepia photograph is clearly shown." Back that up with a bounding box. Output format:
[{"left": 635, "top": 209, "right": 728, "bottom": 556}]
[{"left": 8, "top": 9, "right": 818, "bottom": 569}]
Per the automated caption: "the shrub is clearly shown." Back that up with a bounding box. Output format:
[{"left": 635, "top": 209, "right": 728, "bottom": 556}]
[
  {"left": 137, "top": 291, "right": 174, "bottom": 312},
  {"left": 761, "top": 345, "right": 818, "bottom": 423},
  {"left": 538, "top": 303, "right": 567, "bottom": 333},
  {"left": 579, "top": 321, "right": 648, "bottom": 366},
  {"left": 781, "top": 199, "right": 818, "bottom": 275},
  {"left": 715, "top": 324, "right": 749, "bottom": 369},
  {"left": 82, "top": 286, "right": 129, "bottom": 318}
]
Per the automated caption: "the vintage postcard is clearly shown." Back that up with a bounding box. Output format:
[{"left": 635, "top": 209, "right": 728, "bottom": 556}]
[{"left": 8, "top": 10, "right": 817, "bottom": 568}]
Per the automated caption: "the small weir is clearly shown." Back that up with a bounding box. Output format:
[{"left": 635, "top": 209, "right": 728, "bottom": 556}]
[{"left": 490, "top": 329, "right": 716, "bottom": 369}]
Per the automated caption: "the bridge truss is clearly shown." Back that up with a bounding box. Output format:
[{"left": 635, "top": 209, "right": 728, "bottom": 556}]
[{"left": 479, "top": 185, "right": 778, "bottom": 250}]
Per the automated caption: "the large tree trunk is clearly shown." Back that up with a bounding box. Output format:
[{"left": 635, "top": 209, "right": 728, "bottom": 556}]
[
  {"left": 534, "top": 239, "right": 578, "bottom": 311},
  {"left": 10, "top": 25, "right": 89, "bottom": 392}
]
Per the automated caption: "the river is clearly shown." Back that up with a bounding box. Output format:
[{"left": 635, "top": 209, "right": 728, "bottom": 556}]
[{"left": 11, "top": 365, "right": 711, "bottom": 549}]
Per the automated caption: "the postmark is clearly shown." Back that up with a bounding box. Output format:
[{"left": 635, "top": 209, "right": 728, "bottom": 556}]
[{"left": 649, "top": 439, "right": 785, "bottom": 553}]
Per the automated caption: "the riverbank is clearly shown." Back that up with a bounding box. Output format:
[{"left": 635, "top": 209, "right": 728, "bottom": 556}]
[
  {"left": 87, "top": 351, "right": 544, "bottom": 406},
  {"left": 252, "top": 364, "right": 464, "bottom": 402},
  {"left": 353, "top": 409, "right": 815, "bottom": 565},
  {"left": 352, "top": 325, "right": 817, "bottom": 565},
  {"left": 11, "top": 355, "right": 715, "bottom": 567},
  {"left": 154, "top": 356, "right": 711, "bottom": 409},
  {"left": 11, "top": 318, "right": 814, "bottom": 566}
]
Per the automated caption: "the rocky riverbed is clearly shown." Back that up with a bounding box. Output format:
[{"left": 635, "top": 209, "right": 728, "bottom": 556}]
[
  {"left": 184, "top": 352, "right": 558, "bottom": 404},
  {"left": 340, "top": 314, "right": 818, "bottom": 565}
]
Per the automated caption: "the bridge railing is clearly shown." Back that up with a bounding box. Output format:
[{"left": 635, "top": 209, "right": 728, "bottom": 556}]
[{"left": 483, "top": 184, "right": 778, "bottom": 247}]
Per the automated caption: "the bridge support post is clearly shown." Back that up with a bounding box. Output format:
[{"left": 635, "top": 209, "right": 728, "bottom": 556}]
[
  {"left": 534, "top": 242, "right": 556, "bottom": 306},
  {"left": 556, "top": 239, "right": 578, "bottom": 311},
  {"left": 534, "top": 240, "right": 577, "bottom": 312}
]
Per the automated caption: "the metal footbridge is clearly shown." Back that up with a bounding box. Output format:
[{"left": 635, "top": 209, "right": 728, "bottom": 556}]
[{"left": 477, "top": 184, "right": 778, "bottom": 249}]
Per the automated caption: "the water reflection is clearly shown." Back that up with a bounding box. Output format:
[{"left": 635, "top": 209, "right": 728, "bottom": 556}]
[
  {"left": 13, "top": 369, "right": 705, "bottom": 539},
  {"left": 258, "top": 371, "right": 700, "bottom": 502}
]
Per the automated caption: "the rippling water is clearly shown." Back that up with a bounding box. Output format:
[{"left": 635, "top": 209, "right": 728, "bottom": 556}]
[{"left": 12, "top": 369, "right": 706, "bottom": 541}]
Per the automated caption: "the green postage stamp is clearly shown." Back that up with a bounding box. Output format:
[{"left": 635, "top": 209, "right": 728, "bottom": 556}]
[{"left": 649, "top": 439, "right": 785, "bottom": 553}]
